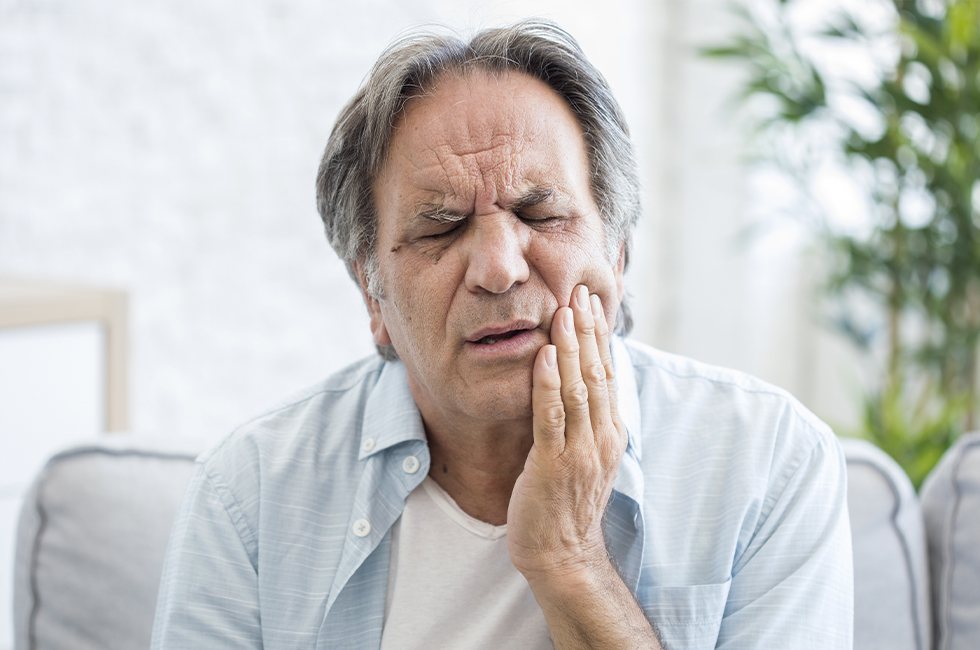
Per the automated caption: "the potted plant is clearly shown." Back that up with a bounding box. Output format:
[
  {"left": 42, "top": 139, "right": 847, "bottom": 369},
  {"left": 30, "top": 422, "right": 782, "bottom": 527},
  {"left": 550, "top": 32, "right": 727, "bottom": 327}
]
[{"left": 703, "top": 0, "right": 980, "bottom": 486}]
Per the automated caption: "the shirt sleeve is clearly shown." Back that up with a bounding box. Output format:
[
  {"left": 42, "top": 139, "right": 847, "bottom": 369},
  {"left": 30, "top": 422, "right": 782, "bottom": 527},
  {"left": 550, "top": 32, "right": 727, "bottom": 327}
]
[
  {"left": 151, "top": 463, "right": 263, "bottom": 649},
  {"left": 716, "top": 433, "right": 854, "bottom": 649}
]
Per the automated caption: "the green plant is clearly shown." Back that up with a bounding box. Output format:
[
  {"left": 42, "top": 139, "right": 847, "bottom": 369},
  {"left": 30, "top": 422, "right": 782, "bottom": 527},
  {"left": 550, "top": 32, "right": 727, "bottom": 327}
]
[{"left": 704, "top": 0, "right": 980, "bottom": 487}]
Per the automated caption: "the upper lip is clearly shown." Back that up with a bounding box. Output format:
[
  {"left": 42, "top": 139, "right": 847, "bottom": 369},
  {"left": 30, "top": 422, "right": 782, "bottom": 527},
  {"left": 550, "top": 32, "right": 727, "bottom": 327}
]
[{"left": 465, "top": 320, "right": 539, "bottom": 342}]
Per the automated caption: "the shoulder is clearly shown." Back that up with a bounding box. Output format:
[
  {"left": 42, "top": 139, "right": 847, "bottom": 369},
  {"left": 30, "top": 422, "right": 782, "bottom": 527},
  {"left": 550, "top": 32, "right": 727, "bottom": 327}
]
[
  {"left": 624, "top": 338, "right": 833, "bottom": 441},
  {"left": 622, "top": 337, "right": 842, "bottom": 497},
  {"left": 195, "top": 354, "right": 385, "bottom": 504}
]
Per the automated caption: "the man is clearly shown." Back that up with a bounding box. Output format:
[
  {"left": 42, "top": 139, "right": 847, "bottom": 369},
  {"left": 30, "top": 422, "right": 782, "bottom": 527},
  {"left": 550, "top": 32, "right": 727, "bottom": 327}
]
[{"left": 152, "top": 20, "right": 853, "bottom": 649}]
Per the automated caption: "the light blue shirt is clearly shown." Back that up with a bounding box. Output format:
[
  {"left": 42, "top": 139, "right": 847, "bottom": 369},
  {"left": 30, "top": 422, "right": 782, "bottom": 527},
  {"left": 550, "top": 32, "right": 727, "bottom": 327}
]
[{"left": 152, "top": 338, "right": 853, "bottom": 649}]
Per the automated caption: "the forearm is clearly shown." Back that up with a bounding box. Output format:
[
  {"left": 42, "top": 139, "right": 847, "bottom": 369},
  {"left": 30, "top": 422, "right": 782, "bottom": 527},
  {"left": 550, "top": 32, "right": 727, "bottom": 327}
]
[{"left": 527, "top": 559, "right": 663, "bottom": 649}]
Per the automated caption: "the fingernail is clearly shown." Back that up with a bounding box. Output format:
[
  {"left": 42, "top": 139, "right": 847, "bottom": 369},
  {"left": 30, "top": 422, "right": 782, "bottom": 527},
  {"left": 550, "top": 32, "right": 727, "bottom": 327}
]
[
  {"left": 544, "top": 345, "right": 557, "bottom": 368},
  {"left": 562, "top": 308, "right": 574, "bottom": 333},
  {"left": 590, "top": 294, "right": 602, "bottom": 320},
  {"left": 575, "top": 285, "right": 589, "bottom": 309}
]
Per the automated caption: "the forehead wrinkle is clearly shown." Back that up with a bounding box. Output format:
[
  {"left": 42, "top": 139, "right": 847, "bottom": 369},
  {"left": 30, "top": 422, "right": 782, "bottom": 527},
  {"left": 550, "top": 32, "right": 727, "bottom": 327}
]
[
  {"left": 424, "top": 144, "right": 469, "bottom": 207},
  {"left": 417, "top": 139, "right": 519, "bottom": 211},
  {"left": 471, "top": 135, "right": 538, "bottom": 205},
  {"left": 393, "top": 143, "right": 577, "bottom": 222}
]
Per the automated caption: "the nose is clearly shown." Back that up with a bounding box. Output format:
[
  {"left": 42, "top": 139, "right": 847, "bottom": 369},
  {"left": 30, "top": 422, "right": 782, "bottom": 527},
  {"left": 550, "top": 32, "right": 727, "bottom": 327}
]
[{"left": 462, "top": 214, "right": 531, "bottom": 294}]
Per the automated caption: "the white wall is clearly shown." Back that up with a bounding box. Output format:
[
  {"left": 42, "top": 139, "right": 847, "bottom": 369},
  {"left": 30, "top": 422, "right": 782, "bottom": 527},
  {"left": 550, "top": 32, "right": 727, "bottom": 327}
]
[{"left": 0, "top": 0, "right": 864, "bottom": 443}]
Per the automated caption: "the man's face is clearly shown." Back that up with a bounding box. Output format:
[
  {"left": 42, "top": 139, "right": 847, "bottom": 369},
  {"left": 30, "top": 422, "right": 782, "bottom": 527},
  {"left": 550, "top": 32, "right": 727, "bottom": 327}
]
[{"left": 365, "top": 70, "right": 625, "bottom": 424}]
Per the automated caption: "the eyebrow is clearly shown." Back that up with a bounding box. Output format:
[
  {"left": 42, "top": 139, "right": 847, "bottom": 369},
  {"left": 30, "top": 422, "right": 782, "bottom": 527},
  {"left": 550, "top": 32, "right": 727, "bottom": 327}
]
[
  {"left": 507, "top": 187, "right": 555, "bottom": 212},
  {"left": 414, "top": 187, "right": 556, "bottom": 223},
  {"left": 416, "top": 205, "right": 468, "bottom": 224}
]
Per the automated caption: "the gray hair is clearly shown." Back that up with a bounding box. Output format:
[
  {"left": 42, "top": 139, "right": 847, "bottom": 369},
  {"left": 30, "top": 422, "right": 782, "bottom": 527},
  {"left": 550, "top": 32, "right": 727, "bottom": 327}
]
[{"left": 315, "top": 19, "right": 641, "bottom": 355}]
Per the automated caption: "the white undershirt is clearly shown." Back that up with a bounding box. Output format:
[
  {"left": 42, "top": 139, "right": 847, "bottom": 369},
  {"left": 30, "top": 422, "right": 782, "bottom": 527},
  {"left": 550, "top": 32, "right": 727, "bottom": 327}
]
[{"left": 380, "top": 476, "right": 553, "bottom": 649}]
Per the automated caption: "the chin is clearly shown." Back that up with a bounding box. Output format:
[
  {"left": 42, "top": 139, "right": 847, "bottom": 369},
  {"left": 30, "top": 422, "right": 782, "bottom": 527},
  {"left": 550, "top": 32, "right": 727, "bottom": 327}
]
[{"left": 463, "top": 386, "right": 533, "bottom": 422}]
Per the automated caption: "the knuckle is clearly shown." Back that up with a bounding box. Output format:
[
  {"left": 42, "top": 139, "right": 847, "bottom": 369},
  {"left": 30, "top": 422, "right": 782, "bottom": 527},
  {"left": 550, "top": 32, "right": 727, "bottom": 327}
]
[
  {"left": 600, "top": 427, "right": 627, "bottom": 461},
  {"left": 544, "top": 406, "right": 565, "bottom": 429},
  {"left": 603, "top": 363, "right": 616, "bottom": 382},
  {"left": 584, "top": 362, "right": 606, "bottom": 385},
  {"left": 578, "top": 322, "right": 596, "bottom": 337},
  {"left": 562, "top": 380, "right": 590, "bottom": 408},
  {"left": 543, "top": 402, "right": 566, "bottom": 428},
  {"left": 616, "top": 420, "right": 628, "bottom": 443}
]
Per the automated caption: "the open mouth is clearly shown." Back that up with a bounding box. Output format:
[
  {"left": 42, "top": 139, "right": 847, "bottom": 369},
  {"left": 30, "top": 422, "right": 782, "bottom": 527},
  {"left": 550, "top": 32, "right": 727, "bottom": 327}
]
[{"left": 474, "top": 329, "right": 529, "bottom": 345}]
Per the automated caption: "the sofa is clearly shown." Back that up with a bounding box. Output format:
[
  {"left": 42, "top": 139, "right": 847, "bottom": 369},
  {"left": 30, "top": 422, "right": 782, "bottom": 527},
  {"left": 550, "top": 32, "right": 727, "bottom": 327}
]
[{"left": 11, "top": 433, "right": 980, "bottom": 649}]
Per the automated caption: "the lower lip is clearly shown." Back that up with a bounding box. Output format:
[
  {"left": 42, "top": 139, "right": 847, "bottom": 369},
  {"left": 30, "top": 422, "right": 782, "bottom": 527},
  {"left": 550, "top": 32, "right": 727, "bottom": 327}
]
[{"left": 464, "top": 329, "right": 541, "bottom": 359}]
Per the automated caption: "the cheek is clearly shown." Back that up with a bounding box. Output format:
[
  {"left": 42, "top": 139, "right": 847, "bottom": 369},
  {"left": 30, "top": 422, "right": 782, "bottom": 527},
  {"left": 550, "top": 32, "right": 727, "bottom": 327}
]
[
  {"left": 580, "top": 266, "right": 621, "bottom": 310},
  {"left": 528, "top": 236, "right": 619, "bottom": 306},
  {"left": 380, "top": 266, "right": 453, "bottom": 344}
]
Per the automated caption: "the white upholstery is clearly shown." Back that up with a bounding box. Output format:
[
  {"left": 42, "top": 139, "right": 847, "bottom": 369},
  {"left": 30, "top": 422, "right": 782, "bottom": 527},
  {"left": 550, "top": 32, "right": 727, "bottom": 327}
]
[{"left": 921, "top": 432, "right": 980, "bottom": 650}]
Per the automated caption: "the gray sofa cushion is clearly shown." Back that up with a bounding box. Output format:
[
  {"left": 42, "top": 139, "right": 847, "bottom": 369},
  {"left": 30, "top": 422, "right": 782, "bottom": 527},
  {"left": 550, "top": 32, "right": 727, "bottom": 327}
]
[
  {"left": 13, "top": 438, "right": 198, "bottom": 650},
  {"left": 842, "top": 437, "right": 930, "bottom": 650},
  {"left": 921, "top": 432, "right": 980, "bottom": 650}
]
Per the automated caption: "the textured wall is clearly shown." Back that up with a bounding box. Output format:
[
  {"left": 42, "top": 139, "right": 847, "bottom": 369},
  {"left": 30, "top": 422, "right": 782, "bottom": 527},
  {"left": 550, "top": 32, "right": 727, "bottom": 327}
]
[{"left": 0, "top": 0, "right": 660, "bottom": 441}]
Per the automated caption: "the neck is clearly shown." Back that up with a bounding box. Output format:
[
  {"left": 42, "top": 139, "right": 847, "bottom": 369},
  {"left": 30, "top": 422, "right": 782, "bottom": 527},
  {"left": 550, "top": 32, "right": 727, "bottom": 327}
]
[{"left": 422, "top": 414, "right": 532, "bottom": 526}]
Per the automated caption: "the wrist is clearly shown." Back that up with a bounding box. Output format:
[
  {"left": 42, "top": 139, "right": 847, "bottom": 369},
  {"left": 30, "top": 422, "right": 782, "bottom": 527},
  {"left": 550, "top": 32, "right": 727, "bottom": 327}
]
[
  {"left": 519, "top": 550, "right": 662, "bottom": 649},
  {"left": 519, "top": 548, "right": 613, "bottom": 597}
]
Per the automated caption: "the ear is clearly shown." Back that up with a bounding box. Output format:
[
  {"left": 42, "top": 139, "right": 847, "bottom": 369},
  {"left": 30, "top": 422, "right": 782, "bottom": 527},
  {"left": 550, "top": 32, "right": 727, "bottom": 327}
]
[
  {"left": 354, "top": 261, "right": 392, "bottom": 348},
  {"left": 614, "top": 242, "right": 626, "bottom": 304}
]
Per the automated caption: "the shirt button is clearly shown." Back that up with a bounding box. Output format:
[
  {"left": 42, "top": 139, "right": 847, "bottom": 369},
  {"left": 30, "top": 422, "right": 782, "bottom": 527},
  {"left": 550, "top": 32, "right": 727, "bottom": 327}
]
[
  {"left": 361, "top": 438, "right": 376, "bottom": 453},
  {"left": 352, "top": 518, "right": 371, "bottom": 537},
  {"left": 402, "top": 455, "right": 421, "bottom": 474}
]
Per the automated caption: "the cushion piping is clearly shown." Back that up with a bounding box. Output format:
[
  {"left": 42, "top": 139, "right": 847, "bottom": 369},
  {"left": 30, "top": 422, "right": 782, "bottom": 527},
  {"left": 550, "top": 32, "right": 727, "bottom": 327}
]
[
  {"left": 939, "top": 437, "right": 980, "bottom": 650},
  {"left": 24, "top": 446, "right": 197, "bottom": 650}
]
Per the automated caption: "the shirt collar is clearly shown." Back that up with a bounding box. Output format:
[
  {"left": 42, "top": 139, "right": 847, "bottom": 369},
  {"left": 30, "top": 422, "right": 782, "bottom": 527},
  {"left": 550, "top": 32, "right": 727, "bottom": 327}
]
[
  {"left": 359, "top": 359, "right": 427, "bottom": 461},
  {"left": 612, "top": 335, "right": 642, "bottom": 462},
  {"left": 611, "top": 336, "right": 645, "bottom": 508}
]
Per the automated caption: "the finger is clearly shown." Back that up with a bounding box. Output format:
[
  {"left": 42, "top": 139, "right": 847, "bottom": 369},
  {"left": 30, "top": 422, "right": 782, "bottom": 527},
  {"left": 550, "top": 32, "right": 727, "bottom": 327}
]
[
  {"left": 571, "top": 285, "right": 612, "bottom": 444},
  {"left": 590, "top": 293, "right": 620, "bottom": 424},
  {"left": 551, "top": 304, "right": 591, "bottom": 447},
  {"left": 532, "top": 344, "right": 566, "bottom": 455},
  {"left": 591, "top": 293, "right": 627, "bottom": 461}
]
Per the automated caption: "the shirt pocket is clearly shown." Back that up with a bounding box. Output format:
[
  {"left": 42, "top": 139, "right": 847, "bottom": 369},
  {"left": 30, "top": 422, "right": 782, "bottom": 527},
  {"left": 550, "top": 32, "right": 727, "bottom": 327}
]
[{"left": 637, "top": 579, "right": 731, "bottom": 650}]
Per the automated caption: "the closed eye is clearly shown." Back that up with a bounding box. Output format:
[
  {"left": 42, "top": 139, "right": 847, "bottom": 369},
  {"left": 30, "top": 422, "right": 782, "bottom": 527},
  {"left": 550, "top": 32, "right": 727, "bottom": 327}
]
[
  {"left": 517, "top": 212, "right": 565, "bottom": 227},
  {"left": 421, "top": 222, "right": 463, "bottom": 239},
  {"left": 415, "top": 207, "right": 467, "bottom": 240}
]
